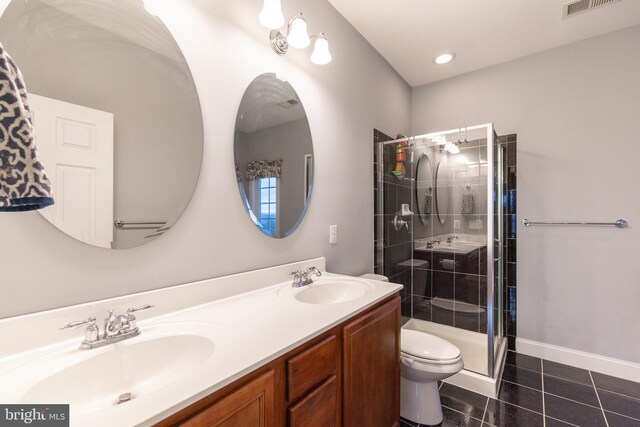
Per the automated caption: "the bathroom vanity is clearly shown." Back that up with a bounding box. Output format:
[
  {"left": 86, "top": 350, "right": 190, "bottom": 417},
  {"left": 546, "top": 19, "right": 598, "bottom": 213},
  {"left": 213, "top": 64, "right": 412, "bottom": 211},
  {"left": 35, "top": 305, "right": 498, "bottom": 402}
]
[
  {"left": 156, "top": 295, "right": 400, "bottom": 426},
  {"left": 0, "top": 258, "right": 402, "bottom": 427}
]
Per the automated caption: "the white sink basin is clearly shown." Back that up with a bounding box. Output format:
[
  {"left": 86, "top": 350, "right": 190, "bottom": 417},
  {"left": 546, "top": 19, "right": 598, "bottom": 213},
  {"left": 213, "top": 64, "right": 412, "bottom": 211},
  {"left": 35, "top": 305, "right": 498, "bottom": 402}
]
[
  {"left": 280, "top": 276, "right": 376, "bottom": 305},
  {"left": 0, "top": 321, "right": 230, "bottom": 415}
]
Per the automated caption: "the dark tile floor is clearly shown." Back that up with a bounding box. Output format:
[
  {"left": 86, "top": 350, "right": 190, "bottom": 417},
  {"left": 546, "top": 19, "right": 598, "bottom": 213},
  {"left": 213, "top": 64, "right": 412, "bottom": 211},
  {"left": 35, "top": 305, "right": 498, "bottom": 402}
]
[{"left": 401, "top": 351, "right": 640, "bottom": 427}]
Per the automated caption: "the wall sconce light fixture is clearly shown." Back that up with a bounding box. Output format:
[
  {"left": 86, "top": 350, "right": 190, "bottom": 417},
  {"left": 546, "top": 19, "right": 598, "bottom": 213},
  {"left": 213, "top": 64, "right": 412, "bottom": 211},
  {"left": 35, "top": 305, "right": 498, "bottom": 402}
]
[{"left": 259, "top": 1, "right": 332, "bottom": 65}]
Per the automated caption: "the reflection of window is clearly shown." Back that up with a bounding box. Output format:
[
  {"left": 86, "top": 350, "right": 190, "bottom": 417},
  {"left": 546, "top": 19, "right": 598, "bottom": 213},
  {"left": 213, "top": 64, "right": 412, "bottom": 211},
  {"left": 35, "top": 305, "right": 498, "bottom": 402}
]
[{"left": 258, "top": 177, "right": 277, "bottom": 235}]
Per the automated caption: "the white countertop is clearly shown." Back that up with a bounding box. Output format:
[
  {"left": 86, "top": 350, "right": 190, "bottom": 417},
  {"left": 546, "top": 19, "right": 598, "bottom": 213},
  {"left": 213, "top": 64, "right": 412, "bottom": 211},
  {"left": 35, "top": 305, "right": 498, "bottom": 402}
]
[{"left": 0, "top": 258, "right": 402, "bottom": 426}]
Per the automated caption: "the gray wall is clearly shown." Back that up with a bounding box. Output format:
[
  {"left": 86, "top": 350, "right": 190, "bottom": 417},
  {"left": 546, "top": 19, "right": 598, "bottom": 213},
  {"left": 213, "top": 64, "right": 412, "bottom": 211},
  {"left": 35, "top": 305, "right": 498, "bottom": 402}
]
[
  {"left": 412, "top": 26, "right": 640, "bottom": 363},
  {"left": 0, "top": 0, "right": 411, "bottom": 317}
]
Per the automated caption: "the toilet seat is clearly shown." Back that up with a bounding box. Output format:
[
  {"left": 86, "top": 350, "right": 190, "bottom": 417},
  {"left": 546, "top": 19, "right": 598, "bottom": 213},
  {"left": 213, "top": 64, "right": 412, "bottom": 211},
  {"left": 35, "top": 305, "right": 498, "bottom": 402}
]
[
  {"left": 401, "top": 352, "right": 462, "bottom": 368},
  {"left": 401, "top": 329, "right": 461, "bottom": 364}
]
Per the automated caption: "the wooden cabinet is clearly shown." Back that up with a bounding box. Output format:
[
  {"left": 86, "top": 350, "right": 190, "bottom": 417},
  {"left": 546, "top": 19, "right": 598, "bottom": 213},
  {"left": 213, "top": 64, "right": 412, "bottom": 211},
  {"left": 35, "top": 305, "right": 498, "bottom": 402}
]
[
  {"left": 343, "top": 296, "right": 400, "bottom": 427},
  {"left": 156, "top": 294, "right": 400, "bottom": 427},
  {"left": 165, "top": 369, "right": 275, "bottom": 427}
]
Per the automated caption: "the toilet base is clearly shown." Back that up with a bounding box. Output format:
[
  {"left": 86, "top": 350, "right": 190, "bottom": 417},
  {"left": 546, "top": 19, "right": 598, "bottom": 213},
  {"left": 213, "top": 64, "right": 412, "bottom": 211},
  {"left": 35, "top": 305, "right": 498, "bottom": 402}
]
[{"left": 400, "top": 376, "right": 443, "bottom": 426}]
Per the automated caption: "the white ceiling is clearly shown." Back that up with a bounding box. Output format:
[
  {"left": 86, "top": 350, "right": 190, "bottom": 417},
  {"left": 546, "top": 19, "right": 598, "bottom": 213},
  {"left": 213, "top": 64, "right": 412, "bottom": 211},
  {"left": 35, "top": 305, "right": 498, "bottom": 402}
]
[{"left": 328, "top": 0, "right": 640, "bottom": 87}]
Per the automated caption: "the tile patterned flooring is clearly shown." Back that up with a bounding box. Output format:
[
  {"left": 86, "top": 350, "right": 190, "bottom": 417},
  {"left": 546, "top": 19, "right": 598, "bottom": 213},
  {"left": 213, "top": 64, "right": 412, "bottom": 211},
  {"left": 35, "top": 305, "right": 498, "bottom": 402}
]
[{"left": 400, "top": 351, "right": 640, "bottom": 427}]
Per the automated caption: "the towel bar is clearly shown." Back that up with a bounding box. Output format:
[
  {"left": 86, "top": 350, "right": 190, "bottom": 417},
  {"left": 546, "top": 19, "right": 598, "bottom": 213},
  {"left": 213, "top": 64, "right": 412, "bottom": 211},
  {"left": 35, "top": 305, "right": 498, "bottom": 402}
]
[
  {"left": 114, "top": 220, "right": 167, "bottom": 230},
  {"left": 521, "top": 218, "right": 628, "bottom": 229}
]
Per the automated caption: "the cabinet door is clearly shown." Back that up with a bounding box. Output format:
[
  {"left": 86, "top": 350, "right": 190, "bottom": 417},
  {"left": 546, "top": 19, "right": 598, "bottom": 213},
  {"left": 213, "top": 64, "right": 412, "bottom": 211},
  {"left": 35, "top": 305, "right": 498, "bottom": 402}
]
[
  {"left": 181, "top": 369, "right": 275, "bottom": 427},
  {"left": 343, "top": 295, "right": 400, "bottom": 427}
]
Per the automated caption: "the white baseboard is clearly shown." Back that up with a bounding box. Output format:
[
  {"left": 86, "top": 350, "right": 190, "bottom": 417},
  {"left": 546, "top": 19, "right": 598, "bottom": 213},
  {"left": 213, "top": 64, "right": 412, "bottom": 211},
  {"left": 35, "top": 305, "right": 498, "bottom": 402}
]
[{"left": 516, "top": 338, "right": 640, "bottom": 383}]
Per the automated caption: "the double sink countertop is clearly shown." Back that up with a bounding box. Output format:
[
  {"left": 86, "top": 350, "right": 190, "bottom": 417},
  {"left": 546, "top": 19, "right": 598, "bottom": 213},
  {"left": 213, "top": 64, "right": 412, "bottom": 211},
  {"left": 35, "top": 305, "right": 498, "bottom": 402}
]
[{"left": 0, "top": 257, "right": 402, "bottom": 426}]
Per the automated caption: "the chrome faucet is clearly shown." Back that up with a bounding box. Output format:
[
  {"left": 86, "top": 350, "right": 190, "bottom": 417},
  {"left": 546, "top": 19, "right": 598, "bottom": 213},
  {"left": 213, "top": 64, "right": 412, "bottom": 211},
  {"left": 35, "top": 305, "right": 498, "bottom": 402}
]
[
  {"left": 290, "top": 266, "right": 322, "bottom": 288},
  {"left": 425, "top": 239, "right": 441, "bottom": 249},
  {"left": 61, "top": 305, "right": 154, "bottom": 350},
  {"left": 446, "top": 235, "right": 459, "bottom": 244}
]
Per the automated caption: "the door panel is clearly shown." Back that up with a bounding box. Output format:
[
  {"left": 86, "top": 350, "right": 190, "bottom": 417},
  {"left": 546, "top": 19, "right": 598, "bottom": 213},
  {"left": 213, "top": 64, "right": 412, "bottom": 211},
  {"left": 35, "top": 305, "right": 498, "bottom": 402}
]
[{"left": 30, "top": 94, "right": 114, "bottom": 247}]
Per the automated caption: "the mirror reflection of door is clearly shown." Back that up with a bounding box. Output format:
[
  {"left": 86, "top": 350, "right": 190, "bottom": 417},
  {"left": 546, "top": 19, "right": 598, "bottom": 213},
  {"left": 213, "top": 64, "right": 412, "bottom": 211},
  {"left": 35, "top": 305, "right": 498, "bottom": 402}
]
[
  {"left": 30, "top": 94, "right": 114, "bottom": 248},
  {"left": 304, "top": 154, "right": 312, "bottom": 202}
]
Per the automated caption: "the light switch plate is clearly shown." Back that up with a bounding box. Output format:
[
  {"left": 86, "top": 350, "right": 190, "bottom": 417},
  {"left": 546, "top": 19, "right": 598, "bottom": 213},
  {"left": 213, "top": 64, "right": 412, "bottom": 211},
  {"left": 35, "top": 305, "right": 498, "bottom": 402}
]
[{"left": 329, "top": 225, "right": 338, "bottom": 244}]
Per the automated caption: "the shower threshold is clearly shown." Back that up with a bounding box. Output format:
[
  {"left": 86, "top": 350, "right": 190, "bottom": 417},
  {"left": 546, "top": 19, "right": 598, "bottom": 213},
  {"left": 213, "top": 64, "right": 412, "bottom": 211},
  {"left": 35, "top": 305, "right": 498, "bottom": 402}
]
[{"left": 403, "top": 318, "right": 507, "bottom": 398}]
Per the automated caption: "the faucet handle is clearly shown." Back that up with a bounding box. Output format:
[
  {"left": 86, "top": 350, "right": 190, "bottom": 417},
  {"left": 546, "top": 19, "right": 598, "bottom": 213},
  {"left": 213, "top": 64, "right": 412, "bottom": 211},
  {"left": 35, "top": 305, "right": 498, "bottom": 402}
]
[
  {"left": 60, "top": 316, "right": 97, "bottom": 330},
  {"left": 304, "top": 266, "right": 322, "bottom": 277},
  {"left": 126, "top": 305, "right": 155, "bottom": 315},
  {"left": 290, "top": 270, "right": 304, "bottom": 287},
  {"left": 125, "top": 305, "right": 155, "bottom": 330}
]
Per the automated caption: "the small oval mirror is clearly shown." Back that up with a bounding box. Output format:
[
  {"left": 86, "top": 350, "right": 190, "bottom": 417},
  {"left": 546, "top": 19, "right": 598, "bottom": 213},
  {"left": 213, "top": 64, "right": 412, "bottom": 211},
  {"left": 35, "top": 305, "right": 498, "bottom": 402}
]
[
  {"left": 234, "top": 73, "right": 313, "bottom": 238},
  {"left": 435, "top": 160, "right": 451, "bottom": 224},
  {"left": 414, "top": 153, "right": 433, "bottom": 225}
]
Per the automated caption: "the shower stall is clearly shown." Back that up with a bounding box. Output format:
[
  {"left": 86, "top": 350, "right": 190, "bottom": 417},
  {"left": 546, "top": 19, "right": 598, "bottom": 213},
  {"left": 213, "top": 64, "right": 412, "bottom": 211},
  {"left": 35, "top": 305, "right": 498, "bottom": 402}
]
[{"left": 374, "top": 123, "right": 507, "bottom": 397}]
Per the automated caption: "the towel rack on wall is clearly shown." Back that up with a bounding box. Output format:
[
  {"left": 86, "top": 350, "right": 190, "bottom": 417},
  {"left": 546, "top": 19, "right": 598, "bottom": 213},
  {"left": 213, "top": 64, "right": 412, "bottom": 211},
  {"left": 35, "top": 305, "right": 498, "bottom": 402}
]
[
  {"left": 521, "top": 218, "right": 629, "bottom": 229},
  {"left": 114, "top": 220, "right": 167, "bottom": 230}
]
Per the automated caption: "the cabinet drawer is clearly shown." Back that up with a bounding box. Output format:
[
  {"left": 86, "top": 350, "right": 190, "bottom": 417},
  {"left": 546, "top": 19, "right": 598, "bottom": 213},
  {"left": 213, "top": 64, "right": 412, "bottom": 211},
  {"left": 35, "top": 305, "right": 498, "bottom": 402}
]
[
  {"left": 287, "top": 334, "right": 337, "bottom": 402},
  {"left": 288, "top": 376, "right": 337, "bottom": 427}
]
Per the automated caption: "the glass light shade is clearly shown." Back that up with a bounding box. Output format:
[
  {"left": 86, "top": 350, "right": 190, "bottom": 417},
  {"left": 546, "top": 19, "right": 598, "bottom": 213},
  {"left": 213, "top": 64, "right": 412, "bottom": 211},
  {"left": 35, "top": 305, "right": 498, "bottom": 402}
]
[
  {"left": 311, "top": 36, "right": 332, "bottom": 65},
  {"left": 259, "top": 0, "right": 284, "bottom": 29},
  {"left": 287, "top": 15, "right": 310, "bottom": 49}
]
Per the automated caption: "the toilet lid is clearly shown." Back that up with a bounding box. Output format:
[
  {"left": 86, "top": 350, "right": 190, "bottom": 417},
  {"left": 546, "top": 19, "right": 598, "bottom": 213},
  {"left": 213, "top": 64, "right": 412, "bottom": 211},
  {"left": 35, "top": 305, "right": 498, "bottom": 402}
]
[{"left": 401, "top": 329, "right": 461, "bottom": 361}]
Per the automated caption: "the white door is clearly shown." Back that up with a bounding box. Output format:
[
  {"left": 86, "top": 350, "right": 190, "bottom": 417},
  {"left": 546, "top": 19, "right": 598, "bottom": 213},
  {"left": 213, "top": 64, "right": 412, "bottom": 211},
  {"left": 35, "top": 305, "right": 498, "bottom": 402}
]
[{"left": 29, "top": 94, "right": 114, "bottom": 248}]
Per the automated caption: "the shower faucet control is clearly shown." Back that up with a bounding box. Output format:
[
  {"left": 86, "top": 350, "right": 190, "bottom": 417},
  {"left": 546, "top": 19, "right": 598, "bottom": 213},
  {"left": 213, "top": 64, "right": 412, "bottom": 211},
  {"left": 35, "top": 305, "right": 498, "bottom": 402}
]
[{"left": 392, "top": 215, "right": 409, "bottom": 231}]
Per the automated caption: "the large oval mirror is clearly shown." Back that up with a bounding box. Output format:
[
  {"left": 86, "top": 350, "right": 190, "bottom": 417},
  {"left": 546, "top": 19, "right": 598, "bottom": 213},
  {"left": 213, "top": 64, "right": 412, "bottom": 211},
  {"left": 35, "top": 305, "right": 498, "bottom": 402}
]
[
  {"left": 435, "top": 160, "right": 451, "bottom": 224},
  {"left": 414, "top": 153, "right": 433, "bottom": 225},
  {"left": 0, "top": 0, "right": 203, "bottom": 249},
  {"left": 234, "top": 73, "right": 313, "bottom": 238}
]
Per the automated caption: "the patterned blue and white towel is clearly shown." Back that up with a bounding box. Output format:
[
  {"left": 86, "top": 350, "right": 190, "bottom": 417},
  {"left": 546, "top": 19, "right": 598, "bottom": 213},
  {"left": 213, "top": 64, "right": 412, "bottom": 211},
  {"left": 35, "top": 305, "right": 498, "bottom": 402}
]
[{"left": 0, "top": 43, "right": 54, "bottom": 211}]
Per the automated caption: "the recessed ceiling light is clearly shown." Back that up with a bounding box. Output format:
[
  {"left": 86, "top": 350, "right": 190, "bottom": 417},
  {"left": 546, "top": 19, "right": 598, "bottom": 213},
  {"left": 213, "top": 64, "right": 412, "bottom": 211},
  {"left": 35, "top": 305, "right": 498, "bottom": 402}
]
[{"left": 434, "top": 53, "right": 455, "bottom": 65}]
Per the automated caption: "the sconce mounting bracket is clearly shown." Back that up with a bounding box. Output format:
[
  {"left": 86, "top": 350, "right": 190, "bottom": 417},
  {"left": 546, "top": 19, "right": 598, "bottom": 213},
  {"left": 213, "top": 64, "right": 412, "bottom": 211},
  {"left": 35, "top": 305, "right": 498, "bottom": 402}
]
[{"left": 270, "top": 30, "right": 288, "bottom": 55}]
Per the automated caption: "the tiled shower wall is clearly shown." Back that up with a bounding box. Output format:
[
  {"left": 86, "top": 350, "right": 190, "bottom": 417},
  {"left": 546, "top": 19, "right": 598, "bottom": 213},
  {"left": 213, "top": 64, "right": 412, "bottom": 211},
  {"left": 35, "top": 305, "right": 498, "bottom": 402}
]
[
  {"left": 500, "top": 134, "right": 517, "bottom": 350},
  {"left": 373, "top": 129, "right": 413, "bottom": 322},
  {"left": 373, "top": 130, "right": 518, "bottom": 347}
]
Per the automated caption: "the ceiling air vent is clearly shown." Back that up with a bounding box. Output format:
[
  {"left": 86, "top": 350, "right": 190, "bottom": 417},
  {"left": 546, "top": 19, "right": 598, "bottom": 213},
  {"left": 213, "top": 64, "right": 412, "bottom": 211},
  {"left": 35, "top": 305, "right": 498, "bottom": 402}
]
[{"left": 563, "top": 0, "right": 621, "bottom": 18}]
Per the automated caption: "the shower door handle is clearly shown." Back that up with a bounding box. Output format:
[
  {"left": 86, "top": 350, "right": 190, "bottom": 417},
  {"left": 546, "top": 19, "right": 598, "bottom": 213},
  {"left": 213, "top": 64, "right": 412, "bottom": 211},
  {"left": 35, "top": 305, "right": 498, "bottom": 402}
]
[{"left": 493, "top": 239, "right": 502, "bottom": 261}]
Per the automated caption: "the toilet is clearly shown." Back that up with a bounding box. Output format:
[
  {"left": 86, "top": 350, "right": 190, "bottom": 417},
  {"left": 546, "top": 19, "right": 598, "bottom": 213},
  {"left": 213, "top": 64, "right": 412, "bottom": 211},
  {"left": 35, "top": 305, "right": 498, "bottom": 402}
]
[{"left": 400, "top": 329, "right": 464, "bottom": 425}]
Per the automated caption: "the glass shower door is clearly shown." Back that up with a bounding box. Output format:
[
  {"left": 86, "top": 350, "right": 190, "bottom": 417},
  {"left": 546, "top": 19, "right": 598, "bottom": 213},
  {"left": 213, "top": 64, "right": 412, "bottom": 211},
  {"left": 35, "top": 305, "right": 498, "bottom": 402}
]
[{"left": 487, "top": 125, "right": 505, "bottom": 377}]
